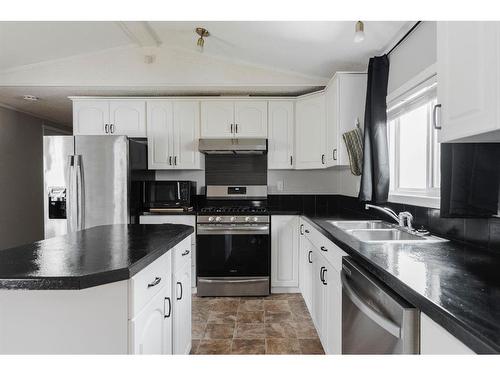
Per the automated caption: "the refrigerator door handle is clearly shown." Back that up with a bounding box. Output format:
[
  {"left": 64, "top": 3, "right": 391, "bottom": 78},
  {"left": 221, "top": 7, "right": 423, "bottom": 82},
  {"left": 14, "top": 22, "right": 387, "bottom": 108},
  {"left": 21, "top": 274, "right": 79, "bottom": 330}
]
[
  {"left": 74, "top": 155, "right": 85, "bottom": 231},
  {"left": 66, "top": 155, "right": 75, "bottom": 232}
]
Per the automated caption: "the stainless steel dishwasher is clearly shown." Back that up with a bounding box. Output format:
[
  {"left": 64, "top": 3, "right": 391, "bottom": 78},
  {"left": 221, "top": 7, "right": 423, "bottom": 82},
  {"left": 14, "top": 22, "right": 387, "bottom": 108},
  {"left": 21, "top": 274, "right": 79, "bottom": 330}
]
[{"left": 341, "top": 258, "right": 419, "bottom": 354}]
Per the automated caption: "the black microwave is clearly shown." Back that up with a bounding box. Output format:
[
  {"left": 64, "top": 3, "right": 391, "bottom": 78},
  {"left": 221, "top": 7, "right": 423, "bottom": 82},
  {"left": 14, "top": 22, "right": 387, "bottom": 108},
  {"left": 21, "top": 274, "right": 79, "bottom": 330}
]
[{"left": 142, "top": 181, "right": 196, "bottom": 209}]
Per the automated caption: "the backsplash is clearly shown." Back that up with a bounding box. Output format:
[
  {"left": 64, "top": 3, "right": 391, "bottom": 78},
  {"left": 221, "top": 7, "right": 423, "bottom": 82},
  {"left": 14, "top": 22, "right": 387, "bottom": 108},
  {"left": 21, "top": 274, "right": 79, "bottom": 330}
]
[{"left": 268, "top": 194, "right": 500, "bottom": 251}]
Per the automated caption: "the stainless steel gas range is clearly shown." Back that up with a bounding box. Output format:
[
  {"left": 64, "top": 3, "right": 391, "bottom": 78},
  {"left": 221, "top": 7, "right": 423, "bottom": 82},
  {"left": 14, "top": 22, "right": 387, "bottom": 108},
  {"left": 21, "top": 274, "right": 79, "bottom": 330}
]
[{"left": 196, "top": 185, "right": 270, "bottom": 297}]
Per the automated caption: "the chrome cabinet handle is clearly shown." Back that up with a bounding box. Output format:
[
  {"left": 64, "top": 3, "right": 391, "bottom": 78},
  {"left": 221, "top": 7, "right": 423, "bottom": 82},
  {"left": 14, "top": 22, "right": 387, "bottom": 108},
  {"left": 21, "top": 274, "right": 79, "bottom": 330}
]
[
  {"left": 181, "top": 249, "right": 190, "bottom": 256},
  {"left": 169, "top": 156, "right": 172, "bottom": 165},
  {"left": 319, "top": 266, "right": 325, "bottom": 282},
  {"left": 230, "top": 123, "right": 234, "bottom": 133},
  {"left": 320, "top": 246, "right": 328, "bottom": 252},
  {"left": 300, "top": 224, "right": 304, "bottom": 235},
  {"left": 433, "top": 104, "right": 442, "bottom": 130},
  {"left": 147, "top": 277, "right": 161, "bottom": 288},
  {"left": 290, "top": 155, "right": 293, "bottom": 166},
  {"left": 164, "top": 297, "right": 172, "bottom": 318},
  {"left": 333, "top": 149, "right": 337, "bottom": 161},
  {"left": 235, "top": 124, "right": 238, "bottom": 133},
  {"left": 104, "top": 124, "right": 109, "bottom": 134},
  {"left": 321, "top": 268, "right": 327, "bottom": 285},
  {"left": 341, "top": 271, "right": 401, "bottom": 338},
  {"left": 321, "top": 154, "right": 325, "bottom": 164},
  {"left": 308, "top": 250, "right": 312, "bottom": 264},
  {"left": 176, "top": 282, "right": 183, "bottom": 300},
  {"left": 174, "top": 156, "right": 177, "bottom": 166}
]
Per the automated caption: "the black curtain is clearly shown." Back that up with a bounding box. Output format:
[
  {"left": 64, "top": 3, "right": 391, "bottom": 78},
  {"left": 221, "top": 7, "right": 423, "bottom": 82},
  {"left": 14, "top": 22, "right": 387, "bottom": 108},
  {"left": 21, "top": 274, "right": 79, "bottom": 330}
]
[{"left": 359, "top": 55, "right": 390, "bottom": 203}]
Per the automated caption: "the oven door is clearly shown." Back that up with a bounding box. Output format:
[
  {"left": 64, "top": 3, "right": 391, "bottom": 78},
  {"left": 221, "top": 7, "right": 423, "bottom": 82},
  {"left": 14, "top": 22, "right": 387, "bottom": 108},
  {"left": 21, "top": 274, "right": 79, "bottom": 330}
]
[{"left": 197, "top": 223, "right": 270, "bottom": 277}]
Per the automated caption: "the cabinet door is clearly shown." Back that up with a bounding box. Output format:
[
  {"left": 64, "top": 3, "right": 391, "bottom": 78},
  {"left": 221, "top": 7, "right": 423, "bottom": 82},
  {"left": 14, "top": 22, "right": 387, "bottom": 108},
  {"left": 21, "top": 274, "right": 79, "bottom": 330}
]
[
  {"left": 72, "top": 100, "right": 109, "bottom": 135},
  {"left": 324, "top": 265, "right": 342, "bottom": 354},
  {"left": 173, "top": 101, "right": 201, "bottom": 169},
  {"left": 200, "top": 101, "right": 234, "bottom": 138},
  {"left": 337, "top": 74, "right": 366, "bottom": 165},
  {"left": 437, "top": 22, "right": 499, "bottom": 142},
  {"left": 325, "top": 78, "right": 339, "bottom": 167},
  {"left": 234, "top": 101, "right": 268, "bottom": 138},
  {"left": 130, "top": 288, "right": 171, "bottom": 354},
  {"left": 420, "top": 313, "right": 475, "bottom": 354},
  {"left": 271, "top": 216, "right": 299, "bottom": 288},
  {"left": 147, "top": 101, "right": 175, "bottom": 169},
  {"left": 299, "top": 236, "right": 314, "bottom": 312},
  {"left": 295, "top": 94, "right": 326, "bottom": 169},
  {"left": 109, "top": 100, "right": 147, "bottom": 137},
  {"left": 311, "top": 251, "right": 324, "bottom": 333},
  {"left": 268, "top": 101, "right": 294, "bottom": 169},
  {"left": 173, "top": 261, "right": 192, "bottom": 354}
]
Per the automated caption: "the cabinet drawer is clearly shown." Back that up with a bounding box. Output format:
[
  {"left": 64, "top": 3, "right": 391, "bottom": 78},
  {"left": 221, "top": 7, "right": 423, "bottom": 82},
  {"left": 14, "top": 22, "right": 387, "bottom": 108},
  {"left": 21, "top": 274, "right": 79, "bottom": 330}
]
[
  {"left": 173, "top": 237, "right": 192, "bottom": 273},
  {"left": 130, "top": 251, "right": 171, "bottom": 318},
  {"left": 304, "top": 223, "right": 346, "bottom": 272}
]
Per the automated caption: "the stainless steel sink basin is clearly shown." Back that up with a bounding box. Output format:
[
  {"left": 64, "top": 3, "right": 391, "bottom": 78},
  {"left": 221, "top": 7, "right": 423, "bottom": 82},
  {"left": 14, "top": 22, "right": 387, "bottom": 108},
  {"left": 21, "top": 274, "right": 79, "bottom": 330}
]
[
  {"left": 327, "top": 220, "right": 447, "bottom": 244},
  {"left": 329, "top": 220, "right": 392, "bottom": 230},
  {"left": 347, "top": 229, "right": 447, "bottom": 244}
]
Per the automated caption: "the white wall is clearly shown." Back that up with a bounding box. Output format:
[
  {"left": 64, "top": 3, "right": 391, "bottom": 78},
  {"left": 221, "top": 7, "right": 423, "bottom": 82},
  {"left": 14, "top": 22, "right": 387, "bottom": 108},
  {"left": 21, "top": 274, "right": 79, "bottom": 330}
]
[{"left": 0, "top": 107, "right": 45, "bottom": 249}]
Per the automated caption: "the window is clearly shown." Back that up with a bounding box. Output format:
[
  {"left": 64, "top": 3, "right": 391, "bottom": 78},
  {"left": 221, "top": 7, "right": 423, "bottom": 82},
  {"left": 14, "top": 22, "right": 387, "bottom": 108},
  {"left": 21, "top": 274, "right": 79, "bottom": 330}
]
[{"left": 387, "top": 76, "right": 440, "bottom": 207}]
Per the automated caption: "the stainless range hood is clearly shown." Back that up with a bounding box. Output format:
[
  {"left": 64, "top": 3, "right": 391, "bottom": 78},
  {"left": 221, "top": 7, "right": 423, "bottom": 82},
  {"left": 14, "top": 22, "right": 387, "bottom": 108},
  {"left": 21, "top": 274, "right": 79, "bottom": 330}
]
[{"left": 198, "top": 138, "right": 267, "bottom": 155}]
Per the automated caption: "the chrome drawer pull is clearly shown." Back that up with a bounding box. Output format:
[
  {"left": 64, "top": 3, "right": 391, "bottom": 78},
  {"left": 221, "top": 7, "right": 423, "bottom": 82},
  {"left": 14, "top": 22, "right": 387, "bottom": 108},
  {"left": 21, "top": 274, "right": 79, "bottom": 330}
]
[
  {"left": 320, "top": 246, "right": 328, "bottom": 252},
  {"left": 147, "top": 277, "right": 161, "bottom": 288},
  {"left": 181, "top": 249, "right": 190, "bottom": 256}
]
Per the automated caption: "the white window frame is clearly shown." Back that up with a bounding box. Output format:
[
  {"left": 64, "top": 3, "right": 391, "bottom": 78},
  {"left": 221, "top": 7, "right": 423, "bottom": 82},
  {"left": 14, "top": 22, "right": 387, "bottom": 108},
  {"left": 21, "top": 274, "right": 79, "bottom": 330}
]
[{"left": 387, "top": 72, "right": 440, "bottom": 209}]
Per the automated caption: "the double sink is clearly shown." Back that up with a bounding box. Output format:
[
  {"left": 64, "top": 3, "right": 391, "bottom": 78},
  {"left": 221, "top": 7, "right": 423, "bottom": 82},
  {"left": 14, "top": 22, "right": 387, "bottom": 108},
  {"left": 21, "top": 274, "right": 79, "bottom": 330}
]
[{"left": 328, "top": 220, "right": 447, "bottom": 244}]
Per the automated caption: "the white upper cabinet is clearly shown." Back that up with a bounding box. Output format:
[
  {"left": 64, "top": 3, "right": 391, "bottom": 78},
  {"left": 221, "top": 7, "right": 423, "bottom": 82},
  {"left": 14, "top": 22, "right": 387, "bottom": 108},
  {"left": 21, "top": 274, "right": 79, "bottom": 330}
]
[
  {"left": 234, "top": 101, "right": 268, "bottom": 138},
  {"left": 200, "top": 101, "right": 234, "bottom": 138},
  {"left": 437, "top": 22, "right": 500, "bottom": 142},
  {"left": 325, "top": 73, "right": 367, "bottom": 167},
  {"left": 271, "top": 216, "right": 299, "bottom": 289},
  {"left": 73, "top": 100, "right": 109, "bottom": 135},
  {"left": 295, "top": 93, "right": 327, "bottom": 169},
  {"left": 147, "top": 101, "right": 175, "bottom": 169},
  {"left": 173, "top": 101, "right": 201, "bottom": 169},
  {"left": 268, "top": 101, "right": 295, "bottom": 169},
  {"left": 109, "top": 100, "right": 147, "bottom": 137},
  {"left": 146, "top": 100, "right": 201, "bottom": 170},
  {"left": 200, "top": 100, "right": 268, "bottom": 139},
  {"left": 72, "top": 100, "right": 146, "bottom": 136}
]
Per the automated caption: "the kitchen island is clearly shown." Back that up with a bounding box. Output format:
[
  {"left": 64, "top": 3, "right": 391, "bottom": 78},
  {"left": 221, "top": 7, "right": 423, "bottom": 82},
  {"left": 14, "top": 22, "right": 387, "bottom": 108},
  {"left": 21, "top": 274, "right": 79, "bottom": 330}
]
[{"left": 0, "top": 224, "right": 193, "bottom": 354}]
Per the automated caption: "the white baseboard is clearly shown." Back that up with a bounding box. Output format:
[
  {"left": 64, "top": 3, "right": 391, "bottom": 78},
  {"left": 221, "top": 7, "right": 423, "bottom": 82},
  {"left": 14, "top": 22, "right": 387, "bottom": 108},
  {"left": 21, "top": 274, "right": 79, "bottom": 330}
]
[{"left": 271, "top": 287, "right": 300, "bottom": 294}]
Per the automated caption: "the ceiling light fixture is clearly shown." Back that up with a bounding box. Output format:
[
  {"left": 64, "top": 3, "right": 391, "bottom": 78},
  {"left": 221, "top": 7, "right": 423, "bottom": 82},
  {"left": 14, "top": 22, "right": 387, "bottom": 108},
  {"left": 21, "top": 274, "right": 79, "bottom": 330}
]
[
  {"left": 196, "top": 27, "right": 209, "bottom": 52},
  {"left": 354, "top": 21, "right": 365, "bottom": 43},
  {"left": 23, "top": 95, "right": 40, "bottom": 102}
]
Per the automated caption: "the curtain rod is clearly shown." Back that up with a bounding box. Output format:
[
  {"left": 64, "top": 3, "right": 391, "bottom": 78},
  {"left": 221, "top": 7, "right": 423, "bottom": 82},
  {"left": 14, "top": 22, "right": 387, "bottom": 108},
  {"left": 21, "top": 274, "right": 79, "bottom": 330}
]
[{"left": 387, "top": 21, "right": 422, "bottom": 55}]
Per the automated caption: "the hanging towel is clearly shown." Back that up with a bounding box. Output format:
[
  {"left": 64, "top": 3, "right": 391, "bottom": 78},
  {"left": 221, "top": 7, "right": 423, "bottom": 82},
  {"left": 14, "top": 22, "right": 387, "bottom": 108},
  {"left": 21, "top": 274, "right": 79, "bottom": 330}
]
[
  {"left": 359, "top": 55, "right": 390, "bottom": 203},
  {"left": 441, "top": 143, "right": 500, "bottom": 217},
  {"left": 342, "top": 119, "right": 364, "bottom": 176}
]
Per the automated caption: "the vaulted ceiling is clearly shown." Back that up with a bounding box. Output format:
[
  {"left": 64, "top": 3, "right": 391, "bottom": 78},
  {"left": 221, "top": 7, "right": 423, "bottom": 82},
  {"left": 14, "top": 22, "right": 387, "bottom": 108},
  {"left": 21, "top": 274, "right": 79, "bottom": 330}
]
[{"left": 0, "top": 21, "right": 412, "bottom": 126}]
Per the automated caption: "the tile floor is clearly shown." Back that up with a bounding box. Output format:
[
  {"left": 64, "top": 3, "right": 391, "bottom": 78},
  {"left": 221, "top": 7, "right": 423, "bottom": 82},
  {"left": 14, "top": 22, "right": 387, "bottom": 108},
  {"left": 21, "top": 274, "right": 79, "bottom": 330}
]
[{"left": 191, "top": 293, "right": 325, "bottom": 355}]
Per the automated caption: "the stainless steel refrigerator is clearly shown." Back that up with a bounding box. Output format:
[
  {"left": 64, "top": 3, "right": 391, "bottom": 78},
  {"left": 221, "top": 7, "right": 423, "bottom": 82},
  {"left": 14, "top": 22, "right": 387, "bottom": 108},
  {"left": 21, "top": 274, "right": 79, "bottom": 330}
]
[{"left": 43, "top": 135, "right": 130, "bottom": 239}]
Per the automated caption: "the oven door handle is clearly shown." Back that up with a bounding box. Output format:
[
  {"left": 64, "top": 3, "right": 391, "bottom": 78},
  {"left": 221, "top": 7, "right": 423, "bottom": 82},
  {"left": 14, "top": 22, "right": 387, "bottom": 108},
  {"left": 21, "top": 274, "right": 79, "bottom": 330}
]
[{"left": 197, "top": 225, "right": 269, "bottom": 235}]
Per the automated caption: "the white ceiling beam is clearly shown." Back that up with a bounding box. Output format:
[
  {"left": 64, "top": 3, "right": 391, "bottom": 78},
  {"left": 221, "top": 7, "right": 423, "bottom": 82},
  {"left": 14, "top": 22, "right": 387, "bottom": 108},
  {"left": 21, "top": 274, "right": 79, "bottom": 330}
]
[{"left": 116, "top": 22, "right": 162, "bottom": 47}]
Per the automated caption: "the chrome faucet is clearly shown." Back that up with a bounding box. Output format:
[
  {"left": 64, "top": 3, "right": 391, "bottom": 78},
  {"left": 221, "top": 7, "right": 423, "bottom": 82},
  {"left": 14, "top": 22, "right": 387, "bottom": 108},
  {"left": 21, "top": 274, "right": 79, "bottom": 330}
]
[{"left": 364, "top": 204, "right": 414, "bottom": 231}]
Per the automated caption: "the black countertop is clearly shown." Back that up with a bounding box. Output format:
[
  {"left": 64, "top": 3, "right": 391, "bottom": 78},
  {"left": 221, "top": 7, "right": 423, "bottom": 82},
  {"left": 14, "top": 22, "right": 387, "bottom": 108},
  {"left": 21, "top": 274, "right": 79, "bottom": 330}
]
[
  {"left": 0, "top": 224, "right": 193, "bottom": 290},
  {"left": 301, "top": 214, "right": 500, "bottom": 354}
]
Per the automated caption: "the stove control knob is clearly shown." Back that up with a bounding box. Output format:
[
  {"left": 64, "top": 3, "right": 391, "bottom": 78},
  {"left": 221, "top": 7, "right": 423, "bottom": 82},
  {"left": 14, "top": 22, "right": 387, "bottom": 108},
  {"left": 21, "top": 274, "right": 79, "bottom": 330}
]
[
  {"left": 230, "top": 216, "right": 237, "bottom": 222},
  {"left": 215, "top": 216, "right": 222, "bottom": 222},
  {"left": 208, "top": 216, "right": 215, "bottom": 222},
  {"left": 245, "top": 216, "right": 251, "bottom": 222},
  {"left": 252, "top": 217, "right": 259, "bottom": 222}
]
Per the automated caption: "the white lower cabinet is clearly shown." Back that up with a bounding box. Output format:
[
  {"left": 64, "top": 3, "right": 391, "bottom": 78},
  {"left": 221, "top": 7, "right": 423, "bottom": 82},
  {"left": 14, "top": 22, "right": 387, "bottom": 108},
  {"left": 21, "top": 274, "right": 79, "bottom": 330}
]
[
  {"left": 297, "top": 218, "right": 345, "bottom": 354},
  {"left": 173, "top": 253, "right": 192, "bottom": 354},
  {"left": 129, "top": 285, "right": 172, "bottom": 354},
  {"left": 271, "top": 216, "right": 299, "bottom": 290},
  {"left": 420, "top": 313, "right": 475, "bottom": 354}
]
